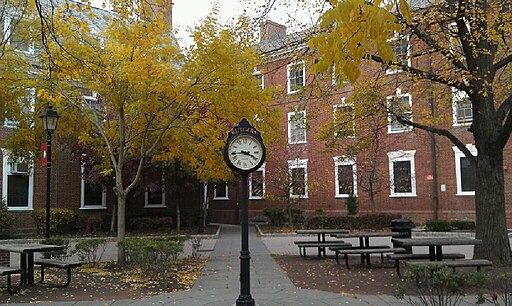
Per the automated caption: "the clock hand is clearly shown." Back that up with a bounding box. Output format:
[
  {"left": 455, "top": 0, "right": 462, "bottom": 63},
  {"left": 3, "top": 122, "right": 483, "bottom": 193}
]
[{"left": 241, "top": 150, "right": 256, "bottom": 158}]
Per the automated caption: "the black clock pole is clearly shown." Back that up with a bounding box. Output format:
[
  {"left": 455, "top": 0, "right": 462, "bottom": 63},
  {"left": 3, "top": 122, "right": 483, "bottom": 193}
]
[{"left": 236, "top": 173, "right": 254, "bottom": 306}]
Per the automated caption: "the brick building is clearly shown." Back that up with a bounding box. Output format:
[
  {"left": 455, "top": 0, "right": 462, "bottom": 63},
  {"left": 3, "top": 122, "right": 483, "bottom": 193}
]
[{"left": 207, "top": 20, "right": 512, "bottom": 227}]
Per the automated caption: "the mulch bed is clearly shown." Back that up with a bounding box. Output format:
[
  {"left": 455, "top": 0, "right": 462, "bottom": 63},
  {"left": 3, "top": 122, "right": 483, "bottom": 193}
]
[{"left": 0, "top": 258, "right": 206, "bottom": 304}]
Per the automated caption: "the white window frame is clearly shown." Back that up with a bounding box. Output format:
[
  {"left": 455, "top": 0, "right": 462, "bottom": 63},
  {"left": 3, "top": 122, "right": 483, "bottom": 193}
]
[
  {"left": 333, "top": 156, "right": 357, "bottom": 198},
  {"left": 213, "top": 182, "right": 229, "bottom": 200},
  {"left": 253, "top": 70, "right": 264, "bottom": 89},
  {"left": 1, "top": 149, "right": 34, "bottom": 211},
  {"left": 80, "top": 164, "right": 107, "bottom": 210},
  {"left": 333, "top": 99, "right": 355, "bottom": 138},
  {"left": 249, "top": 164, "right": 265, "bottom": 199},
  {"left": 388, "top": 150, "right": 417, "bottom": 197},
  {"left": 288, "top": 158, "right": 308, "bottom": 199},
  {"left": 385, "top": 33, "right": 410, "bottom": 75},
  {"left": 387, "top": 90, "right": 412, "bottom": 134},
  {"left": 452, "top": 87, "right": 472, "bottom": 126},
  {"left": 452, "top": 144, "right": 477, "bottom": 196},
  {"left": 288, "top": 110, "right": 307, "bottom": 144},
  {"left": 144, "top": 174, "right": 166, "bottom": 208},
  {"left": 4, "top": 15, "right": 35, "bottom": 54},
  {"left": 287, "top": 61, "right": 305, "bottom": 94}
]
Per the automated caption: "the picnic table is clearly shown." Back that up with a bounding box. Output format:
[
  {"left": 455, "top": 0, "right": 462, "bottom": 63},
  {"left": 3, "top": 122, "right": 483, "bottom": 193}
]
[
  {"left": 332, "top": 231, "right": 399, "bottom": 265},
  {"left": 0, "top": 243, "right": 65, "bottom": 285},
  {"left": 391, "top": 237, "right": 482, "bottom": 261},
  {"left": 295, "top": 229, "right": 350, "bottom": 258}
]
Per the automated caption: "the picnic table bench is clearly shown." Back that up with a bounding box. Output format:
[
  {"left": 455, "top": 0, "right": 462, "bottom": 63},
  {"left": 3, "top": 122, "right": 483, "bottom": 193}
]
[
  {"left": 405, "top": 259, "right": 492, "bottom": 272},
  {"left": 0, "top": 266, "right": 23, "bottom": 294},
  {"left": 34, "top": 258, "right": 82, "bottom": 287},
  {"left": 387, "top": 253, "right": 466, "bottom": 278},
  {"left": 294, "top": 241, "right": 352, "bottom": 259},
  {"left": 332, "top": 247, "right": 406, "bottom": 269}
]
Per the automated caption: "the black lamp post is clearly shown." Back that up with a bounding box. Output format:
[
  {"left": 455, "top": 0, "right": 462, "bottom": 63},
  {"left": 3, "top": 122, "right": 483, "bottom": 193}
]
[{"left": 40, "top": 105, "right": 59, "bottom": 239}]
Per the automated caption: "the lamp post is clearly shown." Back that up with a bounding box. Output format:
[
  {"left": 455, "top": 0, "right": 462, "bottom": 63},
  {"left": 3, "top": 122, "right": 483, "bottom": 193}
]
[{"left": 40, "top": 105, "right": 59, "bottom": 239}]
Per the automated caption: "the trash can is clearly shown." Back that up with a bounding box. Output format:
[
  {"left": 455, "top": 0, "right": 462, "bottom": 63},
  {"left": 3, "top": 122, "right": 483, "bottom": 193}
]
[{"left": 390, "top": 219, "right": 414, "bottom": 253}]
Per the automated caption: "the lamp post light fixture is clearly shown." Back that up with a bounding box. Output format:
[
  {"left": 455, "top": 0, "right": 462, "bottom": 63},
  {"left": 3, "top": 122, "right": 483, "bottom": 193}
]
[{"left": 39, "top": 105, "right": 59, "bottom": 239}]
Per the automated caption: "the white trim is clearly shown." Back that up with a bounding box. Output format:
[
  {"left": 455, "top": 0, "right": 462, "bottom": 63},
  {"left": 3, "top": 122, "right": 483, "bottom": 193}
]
[
  {"left": 333, "top": 156, "right": 357, "bottom": 198},
  {"left": 387, "top": 90, "right": 412, "bottom": 134},
  {"left": 333, "top": 99, "right": 355, "bottom": 138},
  {"left": 385, "top": 33, "right": 410, "bottom": 75},
  {"left": 388, "top": 150, "right": 417, "bottom": 197},
  {"left": 253, "top": 70, "right": 264, "bottom": 89},
  {"left": 80, "top": 164, "right": 106, "bottom": 209},
  {"left": 213, "top": 183, "right": 229, "bottom": 200},
  {"left": 249, "top": 164, "right": 265, "bottom": 199},
  {"left": 287, "top": 61, "right": 305, "bottom": 94},
  {"left": 144, "top": 173, "right": 166, "bottom": 208},
  {"left": 287, "top": 110, "right": 307, "bottom": 144},
  {"left": 452, "top": 144, "right": 477, "bottom": 196},
  {"left": 1, "top": 149, "right": 34, "bottom": 211},
  {"left": 288, "top": 158, "right": 308, "bottom": 199},
  {"left": 452, "top": 87, "right": 472, "bottom": 126}
]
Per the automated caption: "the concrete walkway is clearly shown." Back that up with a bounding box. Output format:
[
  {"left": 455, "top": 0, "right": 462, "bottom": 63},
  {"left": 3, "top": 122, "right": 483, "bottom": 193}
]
[{"left": 2, "top": 225, "right": 495, "bottom": 305}]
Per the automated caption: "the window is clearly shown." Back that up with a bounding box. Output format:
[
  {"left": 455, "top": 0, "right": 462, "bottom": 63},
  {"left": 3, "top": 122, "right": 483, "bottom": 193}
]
[
  {"left": 213, "top": 182, "right": 228, "bottom": 200},
  {"left": 387, "top": 90, "right": 412, "bottom": 133},
  {"left": 288, "top": 110, "right": 306, "bottom": 144},
  {"left": 253, "top": 70, "right": 264, "bottom": 89},
  {"left": 4, "top": 88, "right": 35, "bottom": 128},
  {"left": 333, "top": 157, "right": 357, "bottom": 197},
  {"left": 80, "top": 164, "right": 106, "bottom": 209},
  {"left": 287, "top": 61, "right": 305, "bottom": 94},
  {"left": 388, "top": 150, "right": 416, "bottom": 197},
  {"left": 145, "top": 172, "right": 165, "bottom": 208},
  {"left": 333, "top": 100, "right": 355, "bottom": 138},
  {"left": 3, "top": 15, "right": 34, "bottom": 54},
  {"left": 452, "top": 87, "right": 472, "bottom": 125},
  {"left": 1, "top": 150, "right": 33, "bottom": 210},
  {"left": 288, "top": 159, "right": 308, "bottom": 198},
  {"left": 386, "top": 34, "right": 410, "bottom": 74},
  {"left": 453, "top": 145, "right": 477, "bottom": 195},
  {"left": 249, "top": 164, "right": 265, "bottom": 199}
]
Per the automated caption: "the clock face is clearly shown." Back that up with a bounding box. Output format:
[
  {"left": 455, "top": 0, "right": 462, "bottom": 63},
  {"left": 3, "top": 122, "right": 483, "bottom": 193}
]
[{"left": 227, "top": 135, "right": 263, "bottom": 171}]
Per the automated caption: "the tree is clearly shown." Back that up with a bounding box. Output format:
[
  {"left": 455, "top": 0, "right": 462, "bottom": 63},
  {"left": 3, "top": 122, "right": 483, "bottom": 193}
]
[
  {"left": 5, "top": 1, "right": 280, "bottom": 264},
  {"left": 309, "top": 0, "right": 512, "bottom": 263}
]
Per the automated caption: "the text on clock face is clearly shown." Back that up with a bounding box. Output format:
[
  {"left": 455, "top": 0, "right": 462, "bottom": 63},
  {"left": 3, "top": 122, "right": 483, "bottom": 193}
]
[{"left": 229, "top": 138, "right": 261, "bottom": 169}]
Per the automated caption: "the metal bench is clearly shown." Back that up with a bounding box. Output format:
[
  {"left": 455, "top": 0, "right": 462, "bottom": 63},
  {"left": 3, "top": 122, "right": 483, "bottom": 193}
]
[
  {"left": 387, "top": 253, "right": 465, "bottom": 278},
  {"left": 34, "top": 259, "right": 82, "bottom": 287},
  {"left": 330, "top": 245, "right": 391, "bottom": 265},
  {"left": 0, "top": 266, "right": 23, "bottom": 294},
  {"left": 334, "top": 247, "right": 406, "bottom": 269},
  {"left": 294, "top": 241, "right": 352, "bottom": 259},
  {"left": 405, "top": 259, "right": 492, "bottom": 272}
]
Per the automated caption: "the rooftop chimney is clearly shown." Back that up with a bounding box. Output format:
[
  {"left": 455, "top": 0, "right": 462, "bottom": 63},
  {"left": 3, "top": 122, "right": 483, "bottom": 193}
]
[{"left": 259, "top": 20, "right": 286, "bottom": 40}]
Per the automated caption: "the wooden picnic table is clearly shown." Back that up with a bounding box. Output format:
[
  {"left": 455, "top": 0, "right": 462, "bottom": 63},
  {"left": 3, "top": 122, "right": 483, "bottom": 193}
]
[
  {"left": 391, "top": 237, "right": 482, "bottom": 261},
  {"left": 0, "top": 243, "right": 65, "bottom": 285},
  {"left": 332, "top": 231, "right": 399, "bottom": 264}
]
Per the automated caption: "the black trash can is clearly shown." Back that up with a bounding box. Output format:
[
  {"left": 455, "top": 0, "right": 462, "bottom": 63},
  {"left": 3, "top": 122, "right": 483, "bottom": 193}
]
[{"left": 390, "top": 219, "right": 414, "bottom": 253}]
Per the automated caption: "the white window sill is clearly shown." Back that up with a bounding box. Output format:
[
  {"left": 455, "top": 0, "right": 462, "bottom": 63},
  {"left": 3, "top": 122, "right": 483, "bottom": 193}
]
[
  {"left": 389, "top": 193, "right": 417, "bottom": 198},
  {"left": 213, "top": 197, "right": 229, "bottom": 201},
  {"left": 249, "top": 196, "right": 263, "bottom": 200},
  {"left": 80, "top": 206, "right": 107, "bottom": 210},
  {"left": 388, "top": 129, "right": 411, "bottom": 134},
  {"left": 144, "top": 204, "right": 166, "bottom": 208},
  {"left": 288, "top": 141, "right": 307, "bottom": 145},
  {"left": 335, "top": 194, "right": 350, "bottom": 198},
  {"left": 290, "top": 195, "right": 308, "bottom": 199},
  {"left": 453, "top": 122, "right": 472, "bottom": 127},
  {"left": 7, "top": 207, "right": 33, "bottom": 211},
  {"left": 456, "top": 192, "right": 475, "bottom": 196}
]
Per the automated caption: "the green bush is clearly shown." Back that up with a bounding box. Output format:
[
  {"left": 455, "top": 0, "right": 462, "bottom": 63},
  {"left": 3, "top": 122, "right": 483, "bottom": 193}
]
[
  {"left": 425, "top": 220, "right": 452, "bottom": 232},
  {"left": 263, "top": 207, "right": 286, "bottom": 226},
  {"left": 120, "top": 237, "right": 185, "bottom": 266},
  {"left": 32, "top": 208, "right": 77, "bottom": 235},
  {"left": 346, "top": 194, "right": 358, "bottom": 215},
  {"left": 304, "top": 213, "right": 402, "bottom": 230},
  {"left": 0, "top": 201, "right": 14, "bottom": 238},
  {"left": 40, "top": 237, "right": 71, "bottom": 259},
  {"left": 76, "top": 214, "right": 111, "bottom": 233},
  {"left": 127, "top": 217, "right": 173, "bottom": 232},
  {"left": 292, "top": 209, "right": 304, "bottom": 224},
  {"left": 72, "top": 238, "right": 108, "bottom": 265},
  {"left": 314, "top": 209, "right": 325, "bottom": 216},
  {"left": 450, "top": 220, "right": 476, "bottom": 230}
]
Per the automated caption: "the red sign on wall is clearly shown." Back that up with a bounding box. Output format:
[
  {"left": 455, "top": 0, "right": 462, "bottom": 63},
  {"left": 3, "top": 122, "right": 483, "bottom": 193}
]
[{"left": 41, "top": 143, "right": 48, "bottom": 167}]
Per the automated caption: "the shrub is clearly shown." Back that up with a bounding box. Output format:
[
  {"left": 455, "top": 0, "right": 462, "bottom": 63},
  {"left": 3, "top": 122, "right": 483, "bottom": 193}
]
[
  {"left": 76, "top": 214, "right": 111, "bottom": 233},
  {"left": 121, "top": 237, "right": 185, "bottom": 266},
  {"left": 304, "top": 213, "right": 401, "bottom": 230},
  {"left": 40, "top": 237, "right": 71, "bottom": 260},
  {"left": 263, "top": 207, "right": 286, "bottom": 226},
  {"left": 32, "top": 208, "right": 77, "bottom": 235},
  {"left": 0, "top": 201, "right": 14, "bottom": 238},
  {"left": 292, "top": 209, "right": 304, "bottom": 224},
  {"left": 450, "top": 220, "right": 476, "bottom": 230},
  {"left": 127, "top": 216, "right": 173, "bottom": 232},
  {"left": 425, "top": 220, "right": 452, "bottom": 232},
  {"left": 72, "top": 238, "right": 108, "bottom": 265},
  {"left": 314, "top": 209, "right": 325, "bottom": 216},
  {"left": 346, "top": 194, "right": 358, "bottom": 215}
]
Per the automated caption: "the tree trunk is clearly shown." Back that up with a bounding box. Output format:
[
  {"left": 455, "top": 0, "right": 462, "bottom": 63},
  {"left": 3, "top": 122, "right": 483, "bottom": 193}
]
[
  {"left": 176, "top": 199, "right": 181, "bottom": 232},
  {"left": 116, "top": 193, "right": 126, "bottom": 265},
  {"left": 473, "top": 146, "right": 511, "bottom": 263},
  {"left": 110, "top": 201, "right": 117, "bottom": 232}
]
